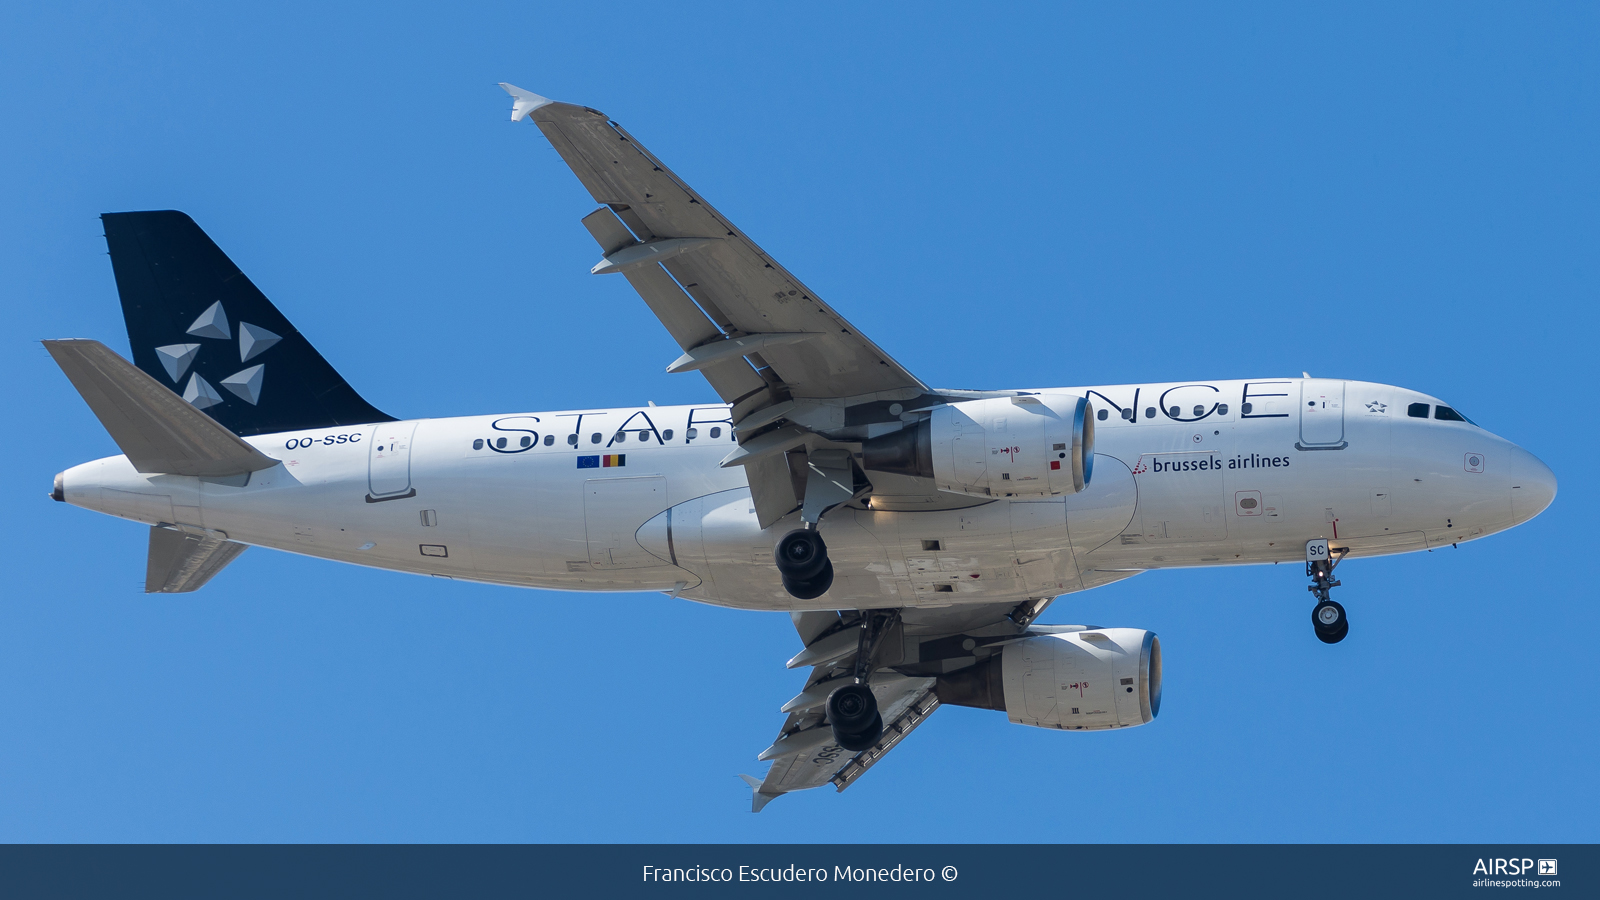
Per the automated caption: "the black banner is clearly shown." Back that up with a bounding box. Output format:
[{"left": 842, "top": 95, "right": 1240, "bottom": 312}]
[{"left": 0, "top": 844, "right": 1590, "bottom": 899}]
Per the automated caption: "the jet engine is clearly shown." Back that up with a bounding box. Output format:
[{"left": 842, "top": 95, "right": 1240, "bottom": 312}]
[
  {"left": 863, "top": 396, "right": 1094, "bottom": 498},
  {"left": 934, "top": 628, "right": 1160, "bottom": 731}
]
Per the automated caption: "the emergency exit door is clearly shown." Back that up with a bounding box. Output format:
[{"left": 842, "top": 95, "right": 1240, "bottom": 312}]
[{"left": 1299, "top": 380, "right": 1347, "bottom": 449}]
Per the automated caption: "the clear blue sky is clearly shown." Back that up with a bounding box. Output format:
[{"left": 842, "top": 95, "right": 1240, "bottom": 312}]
[{"left": 1, "top": 2, "right": 1594, "bottom": 842}]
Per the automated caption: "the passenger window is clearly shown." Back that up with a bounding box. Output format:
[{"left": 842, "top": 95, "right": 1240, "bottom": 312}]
[
  {"left": 495, "top": 437, "right": 507, "bottom": 449},
  {"left": 710, "top": 427, "right": 723, "bottom": 439},
  {"left": 1217, "top": 403, "right": 1229, "bottom": 415},
  {"left": 1435, "top": 406, "right": 1475, "bottom": 424},
  {"left": 638, "top": 430, "right": 651, "bottom": 441},
  {"left": 1096, "top": 409, "right": 1108, "bottom": 421},
  {"left": 567, "top": 434, "right": 578, "bottom": 446},
  {"left": 520, "top": 436, "right": 531, "bottom": 447},
  {"left": 686, "top": 428, "right": 698, "bottom": 439},
  {"left": 662, "top": 429, "right": 674, "bottom": 441},
  {"left": 590, "top": 433, "right": 601, "bottom": 444},
  {"left": 1192, "top": 405, "right": 1204, "bottom": 417},
  {"left": 1145, "top": 407, "right": 1156, "bottom": 419},
  {"left": 472, "top": 439, "right": 483, "bottom": 450},
  {"left": 614, "top": 432, "right": 626, "bottom": 443},
  {"left": 543, "top": 435, "right": 554, "bottom": 446},
  {"left": 1168, "top": 406, "right": 1180, "bottom": 418},
  {"left": 1407, "top": 403, "right": 1430, "bottom": 418},
  {"left": 1241, "top": 403, "right": 1252, "bottom": 414},
  {"left": 1121, "top": 408, "right": 1133, "bottom": 421}
]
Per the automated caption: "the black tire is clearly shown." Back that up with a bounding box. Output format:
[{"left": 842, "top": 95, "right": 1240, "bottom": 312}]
[
  {"left": 781, "top": 558, "right": 833, "bottom": 600},
  {"left": 833, "top": 712, "right": 884, "bottom": 753},
  {"left": 774, "top": 529, "right": 828, "bottom": 580},
  {"left": 1312, "top": 600, "right": 1348, "bottom": 643},
  {"left": 1316, "top": 619, "right": 1349, "bottom": 644},
  {"left": 826, "top": 683, "right": 879, "bottom": 733}
]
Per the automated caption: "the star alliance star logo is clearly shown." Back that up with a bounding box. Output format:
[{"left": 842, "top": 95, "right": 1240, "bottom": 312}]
[
  {"left": 1365, "top": 401, "right": 1387, "bottom": 414},
  {"left": 153, "top": 301, "right": 281, "bottom": 409}
]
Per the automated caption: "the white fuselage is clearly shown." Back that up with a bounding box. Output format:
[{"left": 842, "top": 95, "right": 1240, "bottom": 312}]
[{"left": 58, "top": 378, "right": 1555, "bottom": 611}]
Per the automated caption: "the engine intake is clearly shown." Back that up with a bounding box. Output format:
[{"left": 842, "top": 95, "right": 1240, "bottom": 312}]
[
  {"left": 863, "top": 396, "right": 1094, "bottom": 498},
  {"left": 935, "top": 628, "right": 1160, "bottom": 731}
]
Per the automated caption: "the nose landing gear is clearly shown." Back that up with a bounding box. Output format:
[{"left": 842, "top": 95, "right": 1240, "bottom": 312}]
[
  {"left": 1312, "top": 599, "right": 1348, "bottom": 644},
  {"left": 1306, "top": 539, "right": 1350, "bottom": 643}
]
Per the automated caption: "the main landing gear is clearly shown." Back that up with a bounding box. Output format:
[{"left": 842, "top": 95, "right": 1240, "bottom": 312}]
[
  {"left": 824, "top": 610, "right": 898, "bottom": 751},
  {"left": 1305, "top": 538, "right": 1350, "bottom": 644},
  {"left": 775, "top": 527, "right": 834, "bottom": 599},
  {"left": 772, "top": 447, "right": 858, "bottom": 600}
]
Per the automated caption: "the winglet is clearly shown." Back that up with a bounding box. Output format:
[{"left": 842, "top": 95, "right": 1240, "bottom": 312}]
[
  {"left": 499, "top": 83, "right": 554, "bottom": 122},
  {"left": 738, "top": 774, "right": 780, "bottom": 813}
]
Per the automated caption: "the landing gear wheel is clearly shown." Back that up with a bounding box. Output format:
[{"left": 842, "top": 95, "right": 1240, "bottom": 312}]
[
  {"left": 1312, "top": 600, "right": 1348, "bottom": 644},
  {"left": 774, "top": 529, "right": 829, "bottom": 580},
  {"left": 833, "top": 713, "right": 883, "bottom": 752},
  {"left": 826, "top": 683, "right": 878, "bottom": 732},
  {"left": 828, "top": 684, "right": 883, "bottom": 751},
  {"left": 781, "top": 558, "right": 833, "bottom": 600}
]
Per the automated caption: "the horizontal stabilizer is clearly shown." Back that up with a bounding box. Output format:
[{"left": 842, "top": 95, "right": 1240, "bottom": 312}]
[
  {"left": 44, "top": 339, "right": 279, "bottom": 478},
  {"left": 146, "top": 525, "right": 247, "bottom": 593}
]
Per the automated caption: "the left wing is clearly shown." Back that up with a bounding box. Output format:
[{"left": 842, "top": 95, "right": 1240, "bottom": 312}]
[
  {"left": 739, "top": 600, "right": 1058, "bottom": 811},
  {"left": 502, "top": 84, "right": 928, "bottom": 403},
  {"left": 503, "top": 84, "right": 964, "bottom": 526}
]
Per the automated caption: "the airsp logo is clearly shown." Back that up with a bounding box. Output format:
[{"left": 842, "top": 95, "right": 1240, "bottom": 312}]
[
  {"left": 153, "top": 301, "right": 282, "bottom": 409},
  {"left": 1472, "top": 858, "right": 1552, "bottom": 876}
]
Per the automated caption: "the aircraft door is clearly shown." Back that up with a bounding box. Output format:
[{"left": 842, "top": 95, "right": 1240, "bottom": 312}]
[
  {"left": 1134, "top": 453, "right": 1227, "bottom": 543},
  {"left": 368, "top": 421, "right": 418, "bottom": 501},
  {"left": 1299, "top": 380, "right": 1346, "bottom": 449},
  {"left": 585, "top": 476, "right": 668, "bottom": 568}
]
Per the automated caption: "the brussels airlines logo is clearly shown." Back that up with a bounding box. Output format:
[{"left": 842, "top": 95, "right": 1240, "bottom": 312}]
[
  {"left": 1130, "top": 453, "right": 1291, "bottom": 475},
  {"left": 154, "top": 301, "right": 282, "bottom": 409}
]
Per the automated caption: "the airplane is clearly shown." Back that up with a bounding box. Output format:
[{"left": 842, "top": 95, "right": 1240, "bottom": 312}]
[{"left": 42, "top": 84, "right": 1557, "bottom": 812}]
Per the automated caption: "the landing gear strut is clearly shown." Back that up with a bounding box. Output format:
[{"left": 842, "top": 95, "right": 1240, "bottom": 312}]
[
  {"left": 825, "top": 610, "right": 897, "bottom": 751},
  {"left": 1305, "top": 538, "right": 1350, "bottom": 644}
]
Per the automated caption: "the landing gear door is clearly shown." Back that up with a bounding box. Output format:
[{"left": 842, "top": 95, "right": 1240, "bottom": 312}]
[{"left": 1298, "top": 380, "right": 1346, "bottom": 449}]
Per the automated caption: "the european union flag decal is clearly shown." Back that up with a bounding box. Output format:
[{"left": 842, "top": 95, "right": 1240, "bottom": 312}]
[{"left": 577, "top": 455, "right": 599, "bottom": 468}]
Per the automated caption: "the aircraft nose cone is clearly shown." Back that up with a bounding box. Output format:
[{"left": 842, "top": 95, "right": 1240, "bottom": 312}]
[{"left": 1511, "top": 448, "right": 1556, "bottom": 524}]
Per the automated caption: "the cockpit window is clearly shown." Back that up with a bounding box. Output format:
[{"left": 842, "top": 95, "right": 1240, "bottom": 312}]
[
  {"left": 1434, "top": 405, "right": 1476, "bottom": 425},
  {"left": 1407, "top": 402, "right": 1430, "bottom": 418}
]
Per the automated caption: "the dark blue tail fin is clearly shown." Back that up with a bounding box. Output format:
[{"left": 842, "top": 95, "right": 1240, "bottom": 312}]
[{"left": 102, "top": 211, "right": 393, "bottom": 436}]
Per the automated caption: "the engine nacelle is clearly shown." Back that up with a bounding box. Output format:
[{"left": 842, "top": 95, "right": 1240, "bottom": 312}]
[
  {"left": 863, "top": 395, "right": 1095, "bottom": 498},
  {"left": 934, "top": 628, "right": 1161, "bottom": 731}
]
